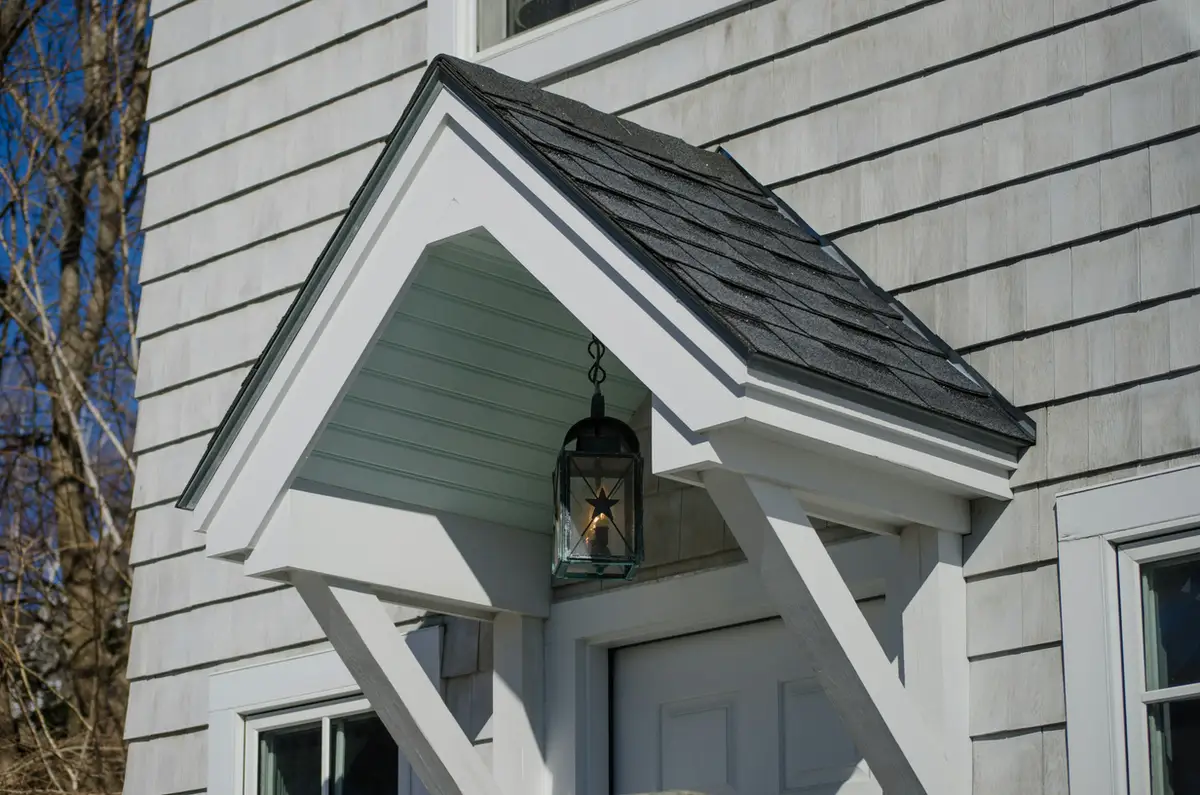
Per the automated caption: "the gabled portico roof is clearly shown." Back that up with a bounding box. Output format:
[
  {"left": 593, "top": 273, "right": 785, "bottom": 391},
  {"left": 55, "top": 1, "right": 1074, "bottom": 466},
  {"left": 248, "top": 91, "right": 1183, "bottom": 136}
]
[{"left": 179, "top": 55, "right": 1033, "bottom": 512}]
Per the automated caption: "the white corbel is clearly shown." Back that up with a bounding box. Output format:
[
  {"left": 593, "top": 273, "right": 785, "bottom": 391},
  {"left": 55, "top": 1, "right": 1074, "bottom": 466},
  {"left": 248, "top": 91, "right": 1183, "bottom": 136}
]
[{"left": 701, "top": 469, "right": 951, "bottom": 795}]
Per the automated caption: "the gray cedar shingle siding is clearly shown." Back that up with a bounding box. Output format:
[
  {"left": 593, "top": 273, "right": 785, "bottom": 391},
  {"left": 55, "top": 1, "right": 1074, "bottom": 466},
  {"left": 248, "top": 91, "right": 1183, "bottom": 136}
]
[{"left": 127, "top": 1, "right": 1200, "bottom": 793}]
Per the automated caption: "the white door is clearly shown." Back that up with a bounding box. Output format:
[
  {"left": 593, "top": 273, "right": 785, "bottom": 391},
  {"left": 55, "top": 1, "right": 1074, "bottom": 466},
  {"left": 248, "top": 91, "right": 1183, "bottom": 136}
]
[{"left": 612, "top": 604, "right": 886, "bottom": 795}]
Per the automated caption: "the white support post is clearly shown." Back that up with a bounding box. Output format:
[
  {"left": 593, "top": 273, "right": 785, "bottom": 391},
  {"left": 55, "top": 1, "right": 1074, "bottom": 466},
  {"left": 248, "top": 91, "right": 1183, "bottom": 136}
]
[
  {"left": 293, "top": 573, "right": 505, "bottom": 795},
  {"left": 492, "top": 614, "right": 546, "bottom": 795},
  {"left": 701, "top": 470, "right": 950, "bottom": 795},
  {"left": 889, "top": 526, "right": 971, "bottom": 795}
]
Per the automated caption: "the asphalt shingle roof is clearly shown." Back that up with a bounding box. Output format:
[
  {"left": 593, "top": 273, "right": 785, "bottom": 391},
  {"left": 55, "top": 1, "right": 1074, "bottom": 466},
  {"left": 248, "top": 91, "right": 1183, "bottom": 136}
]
[{"left": 436, "top": 56, "right": 1035, "bottom": 449}]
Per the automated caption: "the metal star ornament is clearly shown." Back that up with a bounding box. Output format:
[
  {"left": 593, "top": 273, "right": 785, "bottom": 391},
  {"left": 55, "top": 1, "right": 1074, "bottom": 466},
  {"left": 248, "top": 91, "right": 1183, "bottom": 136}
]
[{"left": 585, "top": 486, "right": 620, "bottom": 526}]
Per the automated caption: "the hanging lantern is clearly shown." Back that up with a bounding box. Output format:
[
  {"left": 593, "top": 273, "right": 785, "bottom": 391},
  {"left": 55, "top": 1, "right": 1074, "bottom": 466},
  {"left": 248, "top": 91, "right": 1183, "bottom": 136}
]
[{"left": 552, "top": 336, "right": 643, "bottom": 580}]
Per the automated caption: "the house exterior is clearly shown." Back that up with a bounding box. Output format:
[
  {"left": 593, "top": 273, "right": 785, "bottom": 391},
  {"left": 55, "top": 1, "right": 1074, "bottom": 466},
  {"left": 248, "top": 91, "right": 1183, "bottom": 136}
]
[{"left": 124, "top": 2, "right": 1200, "bottom": 795}]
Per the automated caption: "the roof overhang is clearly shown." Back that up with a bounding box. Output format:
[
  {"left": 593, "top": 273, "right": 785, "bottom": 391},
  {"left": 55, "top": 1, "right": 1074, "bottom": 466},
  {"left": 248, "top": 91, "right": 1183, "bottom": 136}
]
[{"left": 179, "top": 66, "right": 1020, "bottom": 566}]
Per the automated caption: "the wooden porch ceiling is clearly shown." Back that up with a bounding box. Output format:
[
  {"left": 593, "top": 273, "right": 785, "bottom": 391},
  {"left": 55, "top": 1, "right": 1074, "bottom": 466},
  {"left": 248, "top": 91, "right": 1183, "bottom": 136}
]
[{"left": 298, "top": 231, "right": 649, "bottom": 534}]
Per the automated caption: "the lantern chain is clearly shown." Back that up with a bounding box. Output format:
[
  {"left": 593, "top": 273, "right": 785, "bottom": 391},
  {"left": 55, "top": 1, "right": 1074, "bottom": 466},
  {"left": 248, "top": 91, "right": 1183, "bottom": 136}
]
[{"left": 587, "top": 335, "right": 607, "bottom": 392}]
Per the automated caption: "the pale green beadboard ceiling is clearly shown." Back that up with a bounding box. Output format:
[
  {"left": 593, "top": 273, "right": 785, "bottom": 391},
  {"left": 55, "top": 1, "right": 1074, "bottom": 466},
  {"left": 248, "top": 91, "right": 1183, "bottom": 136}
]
[{"left": 297, "top": 231, "right": 649, "bottom": 533}]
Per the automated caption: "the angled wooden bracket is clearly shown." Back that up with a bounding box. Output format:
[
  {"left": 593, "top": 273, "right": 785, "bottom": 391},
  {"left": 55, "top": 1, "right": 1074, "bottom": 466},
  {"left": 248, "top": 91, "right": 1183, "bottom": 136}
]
[
  {"left": 701, "top": 469, "right": 951, "bottom": 795},
  {"left": 293, "top": 572, "right": 506, "bottom": 795}
]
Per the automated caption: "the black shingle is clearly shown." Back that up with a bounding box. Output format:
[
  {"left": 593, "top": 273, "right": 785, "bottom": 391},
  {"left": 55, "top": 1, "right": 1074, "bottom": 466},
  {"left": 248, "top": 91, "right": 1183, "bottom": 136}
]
[{"left": 435, "top": 56, "right": 1035, "bottom": 449}]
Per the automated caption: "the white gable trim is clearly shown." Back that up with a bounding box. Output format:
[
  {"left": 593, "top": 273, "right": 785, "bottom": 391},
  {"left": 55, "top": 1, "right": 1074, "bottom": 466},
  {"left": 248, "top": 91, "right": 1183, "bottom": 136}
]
[{"left": 194, "top": 86, "right": 747, "bottom": 559}]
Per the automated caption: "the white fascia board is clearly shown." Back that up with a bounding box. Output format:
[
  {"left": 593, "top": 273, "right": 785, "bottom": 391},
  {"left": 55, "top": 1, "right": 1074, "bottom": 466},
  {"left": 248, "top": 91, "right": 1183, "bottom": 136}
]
[
  {"left": 741, "top": 374, "right": 1018, "bottom": 499},
  {"left": 655, "top": 379, "right": 1017, "bottom": 509},
  {"left": 653, "top": 404, "right": 971, "bottom": 534},
  {"left": 196, "top": 86, "right": 744, "bottom": 560},
  {"left": 245, "top": 488, "right": 552, "bottom": 618}
]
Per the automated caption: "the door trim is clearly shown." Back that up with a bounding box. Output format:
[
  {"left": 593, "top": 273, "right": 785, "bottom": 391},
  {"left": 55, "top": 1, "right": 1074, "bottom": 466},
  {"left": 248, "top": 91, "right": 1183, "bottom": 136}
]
[{"left": 544, "top": 534, "right": 893, "bottom": 794}]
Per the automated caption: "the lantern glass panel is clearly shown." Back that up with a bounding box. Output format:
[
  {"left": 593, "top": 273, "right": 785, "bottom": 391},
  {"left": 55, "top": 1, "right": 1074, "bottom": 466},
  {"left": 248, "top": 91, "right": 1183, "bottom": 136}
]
[{"left": 555, "top": 450, "right": 642, "bottom": 579}]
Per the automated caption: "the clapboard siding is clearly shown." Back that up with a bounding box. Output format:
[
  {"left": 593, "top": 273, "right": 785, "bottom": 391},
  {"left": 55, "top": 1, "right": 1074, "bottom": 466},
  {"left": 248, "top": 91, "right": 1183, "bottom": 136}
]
[
  {"left": 144, "top": 23, "right": 425, "bottom": 175},
  {"left": 143, "top": 78, "right": 414, "bottom": 228},
  {"left": 141, "top": 146, "right": 379, "bottom": 284},
  {"left": 973, "top": 727, "right": 1068, "bottom": 795},
  {"left": 621, "top": 0, "right": 1120, "bottom": 147},
  {"left": 145, "top": 0, "right": 422, "bottom": 120},
  {"left": 147, "top": 0, "right": 299, "bottom": 67},
  {"left": 129, "top": 551, "right": 277, "bottom": 623},
  {"left": 130, "top": 503, "right": 205, "bottom": 567},
  {"left": 133, "top": 369, "right": 248, "bottom": 453},
  {"left": 136, "top": 222, "right": 337, "bottom": 338},
  {"left": 970, "top": 646, "right": 1067, "bottom": 736},
  {"left": 125, "top": 732, "right": 207, "bottom": 795},
  {"left": 135, "top": 292, "right": 294, "bottom": 398},
  {"left": 547, "top": 0, "right": 922, "bottom": 112},
  {"left": 128, "top": 1, "right": 1200, "bottom": 793},
  {"left": 132, "top": 436, "right": 211, "bottom": 510},
  {"left": 779, "top": 57, "right": 1197, "bottom": 235},
  {"left": 902, "top": 212, "right": 1200, "bottom": 352},
  {"left": 127, "top": 587, "right": 419, "bottom": 680}
]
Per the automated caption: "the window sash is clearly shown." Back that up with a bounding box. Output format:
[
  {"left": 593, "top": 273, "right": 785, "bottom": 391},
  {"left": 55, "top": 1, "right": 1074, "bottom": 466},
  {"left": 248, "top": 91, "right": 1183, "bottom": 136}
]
[
  {"left": 244, "top": 698, "right": 403, "bottom": 795},
  {"left": 476, "top": 0, "right": 627, "bottom": 51},
  {"left": 1118, "top": 529, "right": 1200, "bottom": 795}
]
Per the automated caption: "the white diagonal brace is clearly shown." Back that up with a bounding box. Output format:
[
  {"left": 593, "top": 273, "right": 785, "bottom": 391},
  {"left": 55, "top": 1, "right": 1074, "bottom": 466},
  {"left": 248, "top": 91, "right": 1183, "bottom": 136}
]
[
  {"left": 701, "top": 470, "right": 950, "bottom": 795},
  {"left": 293, "top": 572, "right": 505, "bottom": 795}
]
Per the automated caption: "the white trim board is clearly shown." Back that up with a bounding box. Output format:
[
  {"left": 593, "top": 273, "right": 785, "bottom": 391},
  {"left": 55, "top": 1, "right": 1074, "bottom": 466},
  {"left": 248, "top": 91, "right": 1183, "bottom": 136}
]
[
  {"left": 207, "top": 626, "right": 440, "bottom": 795},
  {"left": 542, "top": 531, "right": 949, "bottom": 794},
  {"left": 245, "top": 488, "right": 552, "bottom": 618},
  {"left": 427, "top": 0, "right": 753, "bottom": 82},
  {"left": 1055, "top": 462, "right": 1200, "bottom": 795}
]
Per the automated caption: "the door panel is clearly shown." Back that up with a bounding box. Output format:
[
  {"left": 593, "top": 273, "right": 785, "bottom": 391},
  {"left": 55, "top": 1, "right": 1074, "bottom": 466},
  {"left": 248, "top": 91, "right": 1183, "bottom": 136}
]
[{"left": 612, "top": 604, "right": 885, "bottom": 795}]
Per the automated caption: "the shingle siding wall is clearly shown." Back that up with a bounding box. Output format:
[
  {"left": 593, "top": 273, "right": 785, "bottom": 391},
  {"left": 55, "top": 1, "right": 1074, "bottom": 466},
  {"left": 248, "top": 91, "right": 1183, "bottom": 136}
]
[
  {"left": 128, "top": 1, "right": 1200, "bottom": 793},
  {"left": 124, "top": 2, "right": 431, "bottom": 793}
]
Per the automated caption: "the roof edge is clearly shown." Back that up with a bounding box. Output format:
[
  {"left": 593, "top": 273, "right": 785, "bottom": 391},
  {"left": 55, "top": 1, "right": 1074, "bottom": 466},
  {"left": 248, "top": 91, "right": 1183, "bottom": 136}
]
[{"left": 717, "top": 148, "right": 1037, "bottom": 451}]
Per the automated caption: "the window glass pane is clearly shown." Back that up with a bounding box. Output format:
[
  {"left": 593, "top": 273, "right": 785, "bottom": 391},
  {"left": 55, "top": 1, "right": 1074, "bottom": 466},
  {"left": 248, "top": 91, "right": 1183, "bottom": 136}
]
[
  {"left": 479, "top": 0, "right": 608, "bottom": 48},
  {"left": 1143, "top": 553, "right": 1200, "bottom": 689},
  {"left": 331, "top": 714, "right": 398, "bottom": 795},
  {"left": 1148, "top": 698, "right": 1200, "bottom": 795},
  {"left": 259, "top": 723, "right": 322, "bottom": 795}
]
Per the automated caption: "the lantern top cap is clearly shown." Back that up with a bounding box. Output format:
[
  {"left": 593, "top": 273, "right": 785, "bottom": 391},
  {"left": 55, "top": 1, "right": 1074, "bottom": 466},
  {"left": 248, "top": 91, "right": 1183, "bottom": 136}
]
[{"left": 561, "top": 411, "right": 640, "bottom": 455}]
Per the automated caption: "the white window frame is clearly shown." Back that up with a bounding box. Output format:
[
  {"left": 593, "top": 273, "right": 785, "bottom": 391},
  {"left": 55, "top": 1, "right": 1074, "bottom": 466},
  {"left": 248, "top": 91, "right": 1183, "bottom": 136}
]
[
  {"left": 1117, "top": 529, "right": 1200, "bottom": 794},
  {"left": 426, "top": 0, "right": 752, "bottom": 82},
  {"left": 1056, "top": 462, "right": 1200, "bottom": 795},
  {"left": 208, "top": 626, "right": 441, "bottom": 795},
  {"left": 245, "top": 696, "right": 394, "bottom": 795}
]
